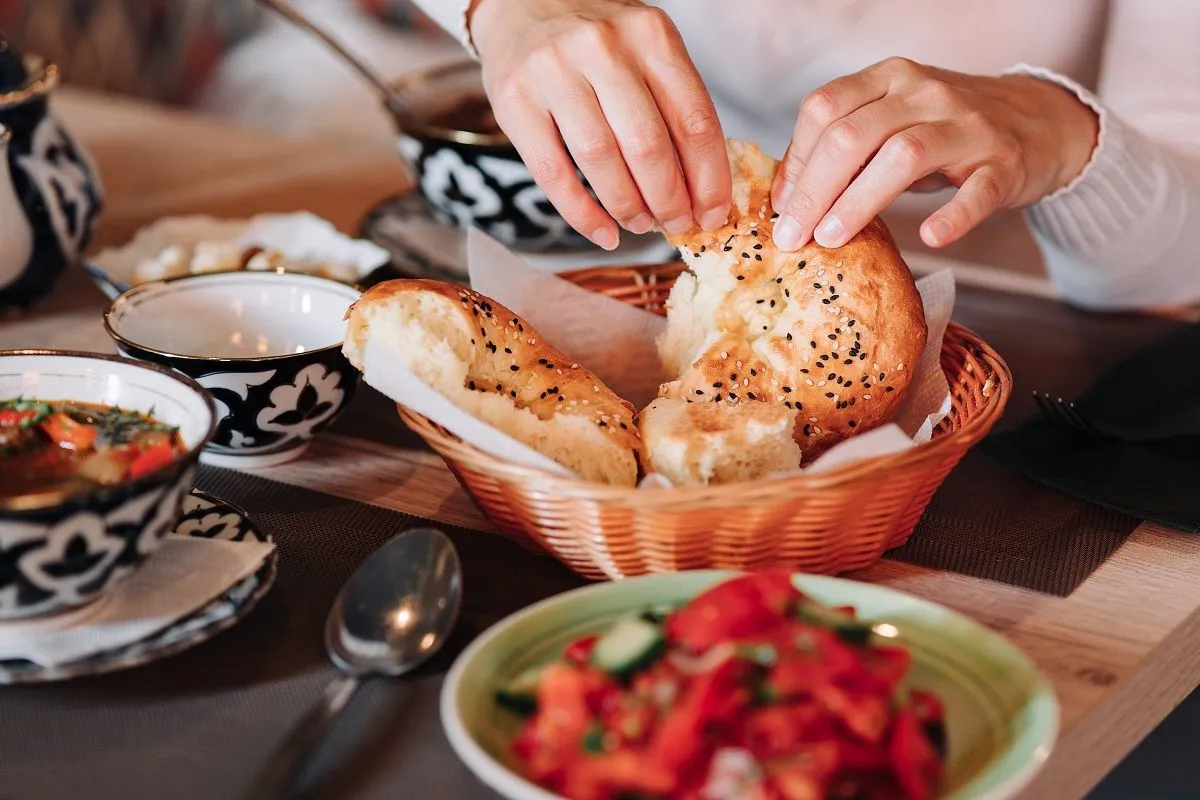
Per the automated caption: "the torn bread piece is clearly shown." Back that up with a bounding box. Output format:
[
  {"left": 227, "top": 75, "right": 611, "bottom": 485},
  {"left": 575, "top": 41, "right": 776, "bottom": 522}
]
[{"left": 344, "top": 279, "right": 640, "bottom": 486}]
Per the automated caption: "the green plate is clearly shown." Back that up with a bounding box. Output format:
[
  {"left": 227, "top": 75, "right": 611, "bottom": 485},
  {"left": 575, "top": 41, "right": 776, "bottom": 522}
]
[{"left": 441, "top": 571, "right": 1059, "bottom": 800}]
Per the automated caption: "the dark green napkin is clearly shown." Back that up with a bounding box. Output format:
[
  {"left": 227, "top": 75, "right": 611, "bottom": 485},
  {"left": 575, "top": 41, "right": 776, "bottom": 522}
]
[{"left": 984, "top": 325, "right": 1200, "bottom": 532}]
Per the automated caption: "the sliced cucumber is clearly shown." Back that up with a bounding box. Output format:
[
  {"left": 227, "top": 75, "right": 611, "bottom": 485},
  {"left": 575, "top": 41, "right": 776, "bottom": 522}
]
[
  {"left": 638, "top": 602, "right": 680, "bottom": 625},
  {"left": 796, "top": 601, "right": 873, "bottom": 645},
  {"left": 494, "top": 664, "right": 544, "bottom": 715},
  {"left": 590, "top": 616, "right": 666, "bottom": 677}
]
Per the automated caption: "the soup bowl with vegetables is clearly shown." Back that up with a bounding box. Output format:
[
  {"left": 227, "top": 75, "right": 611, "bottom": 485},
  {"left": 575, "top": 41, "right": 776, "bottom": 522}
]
[
  {"left": 0, "top": 350, "right": 216, "bottom": 620},
  {"left": 104, "top": 270, "right": 361, "bottom": 467}
]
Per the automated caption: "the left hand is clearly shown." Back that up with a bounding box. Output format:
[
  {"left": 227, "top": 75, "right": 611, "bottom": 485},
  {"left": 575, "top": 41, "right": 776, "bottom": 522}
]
[{"left": 770, "top": 57, "right": 1099, "bottom": 251}]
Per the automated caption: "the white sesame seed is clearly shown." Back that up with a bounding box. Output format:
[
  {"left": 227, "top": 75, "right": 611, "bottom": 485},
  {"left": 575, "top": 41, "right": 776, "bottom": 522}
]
[
  {"left": 863, "top": 394, "right": 872, "bottom": 400},
  {"left": 593, "top": 385, "right": 600, "bottom": 392},
  {"left": 742, "top": 378, "right": 749, "bottom": 387},
  {"left": 806, "top": 379, "right": 815, "bottom": 386},
  {"left": 735, "top": 360, "right": 743, "bottom": 368},
  {"left": 809, "top": 416, "right": 818, "bottom": 423},
  {"left": 839, "top": 346, "right": 849, "bottom": 352},
  {"left": 720, "top": 351, "right": 729, "bottom": 359},
  {"left": 571, "top": 363, "right": 579, "bottom": 369},
  {"left": 897, "top": 363, "right": 906, "bottom": 371},
  {"left": 813, "top": 426, "right": 822, "bottom": 434},
  {"left": 556, "top": 369, "right": 563, "bottom": 375},
  {"left": 817, "top": 380, "right": 827, "bottom": 387},
  {"left": 872, "top": 363, "right": 880, "bottom": 371},
  {"left": 817, "top": 268, "right": 826, "bottom": 277}
]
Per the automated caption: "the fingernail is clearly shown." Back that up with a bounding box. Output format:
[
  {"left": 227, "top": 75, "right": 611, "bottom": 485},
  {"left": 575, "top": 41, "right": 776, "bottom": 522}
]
[
  {"left": 664, "top": 215, "right": 693, "bottom": 236},
  {"left": 775, "top": 180, "right": 795, "bottom": 210},
  {"left": 699, "top": 206, "right": 728, "bottom": 231},
  {"left": 626, "top": 213, "right": 653, "bottom": 235},
  {"left": 592, "top": 226, "right": 619, "bottom": 251},
  {"left": 814, "top": 214, "right": 845, "bottom": 248},
  {"left": 772, "top": 215, "right": 803, "bottom": 251},
  {"left": 924, "top": 217, "right": 952, "bottom": 246}
]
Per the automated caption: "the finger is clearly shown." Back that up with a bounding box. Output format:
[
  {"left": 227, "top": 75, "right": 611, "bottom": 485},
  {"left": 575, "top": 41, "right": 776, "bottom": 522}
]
[
  {"left": 773, "top": 70, "right": 891, "bottom": 210},
  {"left": 495, "top": 98, "right": 620, "bottom": 249},
  {"left": 550, "top": 79, "right": 654, "bottom": 235},
  {"left": 921, "top": 165, "right": 1009, "bottom": 247},
  {"left": 642, "top": 44, "right": 731, "bottom": 230},
  {"left": 774, "top": 98, "right": 921, "bottom": 251},
  {"left": 587, "top": 63, "right": 695, "bottom": 235},
  {"left": 814, "top": 122, "right": 963, "bottom": 247}
]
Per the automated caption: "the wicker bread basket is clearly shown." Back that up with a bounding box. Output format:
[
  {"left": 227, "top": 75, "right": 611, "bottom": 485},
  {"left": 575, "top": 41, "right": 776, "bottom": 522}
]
[{"left": 399, "top": 262, "right": 1011, "bottom": 580}]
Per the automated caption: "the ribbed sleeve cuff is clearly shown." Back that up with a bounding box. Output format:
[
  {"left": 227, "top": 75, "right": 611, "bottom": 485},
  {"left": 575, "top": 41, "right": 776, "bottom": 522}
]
[{"left": 1003, "top": 63, "right": 1170, "bottom": 263}]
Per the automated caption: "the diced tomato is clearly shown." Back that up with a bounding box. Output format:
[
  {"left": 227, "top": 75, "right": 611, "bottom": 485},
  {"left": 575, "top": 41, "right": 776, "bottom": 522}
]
[
  {"left": 740, "top": 704, "right": 825, "bottom": 759},
  {"left": 667, "top": 571, "right": 800, "bottom": 653},
  {"left": 564, "top": 635, "right": 600, "bottom": 666},
  {"left": 0, "top": 409, "right": 35, "bottom": 426},
  {"left": 888, "top": 710, "right": 942, "bottom": 800},
  {"left": 603, "top": 697, "right": 657, "bottom": 747},
  {"left": 127, "top": 441, "right": 176, "bottom": 479},
  {"left": 518, "top": 664, "right": 601, "bottom": 784},
  {"left": 856, "top": 645, "right": 911, "bottom": 694},
  {"left": 39, "top": 412, "right": 97, "bottom": 451},
  {"left": 763, "top": 743, "right": 841, "bottom": 800},
  {"left": 651, "top": 658, "right": 752, "bottom": 777},
  {"left": 814, "top": 684, "right": 891, "bottom": 744},
  {"left": 560, "top": 748, "right": 676, "bottom": 800}
]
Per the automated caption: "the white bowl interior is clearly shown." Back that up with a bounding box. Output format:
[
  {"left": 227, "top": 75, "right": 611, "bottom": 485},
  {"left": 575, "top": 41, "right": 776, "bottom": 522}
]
[
  {"left": 108, "top": 273, "right": 361, "bottom": 359},
  {"left": 0, "top": 353, "right": 214, "bottom": 449}
]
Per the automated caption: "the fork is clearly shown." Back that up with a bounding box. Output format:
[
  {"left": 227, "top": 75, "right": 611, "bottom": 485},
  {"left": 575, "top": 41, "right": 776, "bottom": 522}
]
[{"left": 1031, "top": 392, "right": 1108, "bottom": 437}]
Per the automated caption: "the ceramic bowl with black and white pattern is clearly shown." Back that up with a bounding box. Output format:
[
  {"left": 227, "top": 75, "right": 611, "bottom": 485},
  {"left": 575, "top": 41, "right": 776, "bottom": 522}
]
[
  {"left": 391, "top": 60, "right": 590, "bottom": 253},
  {"left": 0, "top": 351, "right": 217, "bottom": 620},
  {"left": 104, "top": 271, "right": 361, "bottom": 468}
]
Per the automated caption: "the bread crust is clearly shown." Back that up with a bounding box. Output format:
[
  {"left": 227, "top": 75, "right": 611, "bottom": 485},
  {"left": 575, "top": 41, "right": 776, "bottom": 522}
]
[
  {"left": 655, "top": 140, "right": 928, "bottom": 461},
  {"left": 344, "top": 279, "right": 640, "bottom": 484}
]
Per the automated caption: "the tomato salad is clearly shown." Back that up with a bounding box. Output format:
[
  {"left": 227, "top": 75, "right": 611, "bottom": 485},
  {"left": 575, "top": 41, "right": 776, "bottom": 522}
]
[
  {"left": 496, "top": 572, "right": 946, "bottom": 800},
  {"left": 0, "top": 398, "right": 185, "bottom": 499}
]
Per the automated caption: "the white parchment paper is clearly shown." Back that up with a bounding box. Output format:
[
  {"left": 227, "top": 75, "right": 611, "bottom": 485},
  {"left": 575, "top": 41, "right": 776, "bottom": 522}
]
[{"left": 367, "top": 228, "right": 955, "bottom": 483}]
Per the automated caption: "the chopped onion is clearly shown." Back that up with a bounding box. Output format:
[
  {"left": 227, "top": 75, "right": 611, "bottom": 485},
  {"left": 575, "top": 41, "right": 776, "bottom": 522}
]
[{"left": 668, "top": 642, "right": 738, "bottom": 675}]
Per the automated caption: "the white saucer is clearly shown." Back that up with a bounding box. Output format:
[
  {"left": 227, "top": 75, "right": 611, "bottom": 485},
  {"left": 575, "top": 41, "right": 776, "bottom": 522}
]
[
  {"left": 0, "top": 490, "right": 276, "bottom": 685},
  {"left": 359, "top": 193, "right": 679, "bottom": 283}
]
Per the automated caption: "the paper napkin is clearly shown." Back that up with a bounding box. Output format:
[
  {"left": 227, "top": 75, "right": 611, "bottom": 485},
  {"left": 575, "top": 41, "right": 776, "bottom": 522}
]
[{"left": 0, "top": 535, "right": 274, "bottom": 668}]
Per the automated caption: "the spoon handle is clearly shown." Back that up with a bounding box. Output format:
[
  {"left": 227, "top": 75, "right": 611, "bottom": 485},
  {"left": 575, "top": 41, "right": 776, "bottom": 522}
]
[
  {"left": 254, "top": 0, "right": 409, "bottom": 119},
  {"left": 243, "top": 674, "right": 362, "bottom": 800}
]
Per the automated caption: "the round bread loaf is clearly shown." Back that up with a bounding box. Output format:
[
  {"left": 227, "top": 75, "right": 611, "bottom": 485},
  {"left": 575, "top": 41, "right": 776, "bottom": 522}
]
[
  {"left": 643, "top": 140, "right": 927, "bottom": 483},
  {"left": 343, "top": 279, "right": 640, "bottom": 485}
]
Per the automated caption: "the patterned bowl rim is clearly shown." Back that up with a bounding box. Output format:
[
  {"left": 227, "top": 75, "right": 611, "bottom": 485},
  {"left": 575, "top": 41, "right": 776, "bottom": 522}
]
[
  {"left": 0, "top": 348, "right": 217, "bottom": 513},
  {"left": 102, "top": 270, "right": 362, "bottom": 365}
]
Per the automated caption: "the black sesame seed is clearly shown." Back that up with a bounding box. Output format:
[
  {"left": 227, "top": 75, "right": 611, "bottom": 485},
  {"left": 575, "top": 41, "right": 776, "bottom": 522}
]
[
  {"left": 756, "top": 299, "right": 765, "bottom": 304},
  {"left": 755, "top": 254, "right": 762, "bottom": 261},
  {"left": 504, "top": 347, "right": 512, "bottom": 354},
  {"left": 695, "top": 389, "right": 704, "bottom": 396},
  {"left": 736, "top": 275, "right": 745, "bottom": 281},
  {"left": 770, "top": 300, "right": 776, "bottom": 308},
  {"left": 849, "top": 399, "right": 856, "bottom": 406},
  {"left": 496, "top": 384, "right": 502, "bottom": 391},
  {"left": 480, "top": 327, "right": 487, "bottom": 337},
  {"left": 848, "top": 320, "right": 856, "bottom": 327},
  {"left": 810, "top": 341, "right": 818, "bottom": 348},
  {"left": 848, "top": 420, "right": 857, "bottom": 428},
  {"left": 886, "top": 386, "right": 895, "bottom": 392},
  {"left": 751, "top": 230, "right": 759, "bottom": 237},
  {"left": 828, "top": 285, "right": 835, "bottom": 294},
  {"left": 547, "top": 363, "right": 555, "bottom": 369},
  {"left": 844, "top": 359, "right": 854, "bottom": 365},
  {"left": 700, "top": 245, "right": 706, "bottom": 253},
  {"left": 798, "top": 260, "right": 807, "bottom": 269},
  {"left": 763, "top": 325, "right": 768, "bottom": 330},
  {"left": 747, "top": 392, "right": 757, "bottom": 400},
  {"left": 880, "top": 372, "right": 886, "bottom": 379},
  {"left": 796, "top": 402, "right": 803, "bottom": 411},
  {"left": 540, "top": 391, "right": 547, "bottom": 399},
  {"left": 786, "top": 333, "right": 793, "bottom": 341},
  {"left": 813, "top": 282, "right": 822, "bottom": 289},
  {"left": 538, "top": 358, "right": 548, "bottom": 364},
  {"left": 742, "top": 252, "right": 750, "bottom": 259},
  {"left": 753, "top": 243, "right": 763, "bottom": 250},
  {"left": 510, "top": 365, "right": 520, "bottom": 372},
  {"left": 827, "top": 372, "right": 836, "bottom": 380},
  {"left": 713, "top": 381, "right": 723, "bottom": 388},
  {"left": 825, "top": 392, "right": 835, "bottom": 398},
  {"left": 803, "top": 424, "right": 811, "bottom": 436},
  {"left": 558, "top": 396, "right": 564, "bottom": 402},
  {"left": 830, "top": 294, "right": 840, "bottom": 301},
  {"left": 784, "top": 289, "right": 791, "bottom": 298},
  {"left": 469, "top": 381, "right": 476, "bottom": 390},
  {"left": 776, "top": 277, "right": 783, "bottom": 284},
  {"left": 619, "top": 422, "right": 628, "bottom": 429},
  {"left": 859, "top": 353, "right": 867, "bottom": 361},
  {"left": 827, "top": 334, "right": 837, "bottom": 340},
  {"left": 713, "top": 393, "right": 723, "bottom": 402},
  {"left": 599, "top": 420, "right": 607, "bottom": 427},
  {"left": 784, "top": 400, "right": 793, "bottom": 409},
  {"left": 510, "top": 390, "right": 517, "bottom": 398},
  {"left": 723, "top": 246, "right": 733, "bottom": 252}
]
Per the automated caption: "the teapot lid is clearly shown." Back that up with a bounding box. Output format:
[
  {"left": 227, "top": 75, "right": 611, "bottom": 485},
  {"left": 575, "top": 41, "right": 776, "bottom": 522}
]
[
  {"left": 0, "top": 38, "right": 57, "bottom": 107},
  {"left": 0, "top": 38, "right": 29, "bottom": 93}
]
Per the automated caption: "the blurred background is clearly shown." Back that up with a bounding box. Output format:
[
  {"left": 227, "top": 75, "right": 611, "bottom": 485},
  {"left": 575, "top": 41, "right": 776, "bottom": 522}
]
[{"left": 0, "top": 0, "right": 466, "bottom": 150}]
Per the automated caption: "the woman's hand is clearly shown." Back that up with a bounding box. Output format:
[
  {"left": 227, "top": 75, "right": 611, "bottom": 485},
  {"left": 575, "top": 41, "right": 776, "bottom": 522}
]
[
  {"left": 770, "top": 57, "right": 1099, "bottom": 251},
  {"left": 469, "top": 0, "right": 731, "bottom": 250}
]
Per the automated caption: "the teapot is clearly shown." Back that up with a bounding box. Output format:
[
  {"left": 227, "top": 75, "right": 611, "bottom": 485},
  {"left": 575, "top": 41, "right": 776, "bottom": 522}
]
[{"left": 0, "top": 40, "right": 103, "bottom": 311}]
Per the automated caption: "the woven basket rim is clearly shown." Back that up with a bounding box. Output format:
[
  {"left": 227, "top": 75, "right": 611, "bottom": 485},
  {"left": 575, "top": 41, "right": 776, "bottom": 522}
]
[{"left": 398, "top": 315, "right": 1010, "bottom": 503}]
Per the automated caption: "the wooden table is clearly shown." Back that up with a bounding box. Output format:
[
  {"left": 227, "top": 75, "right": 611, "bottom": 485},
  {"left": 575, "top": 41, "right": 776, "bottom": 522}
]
[{"left": 7, "top": 87, "right": 1200, "bottom": 800}]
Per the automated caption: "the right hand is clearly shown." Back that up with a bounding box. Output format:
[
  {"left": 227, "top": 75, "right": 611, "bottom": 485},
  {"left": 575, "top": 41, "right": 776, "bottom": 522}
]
[{"left": 469, "top": 0, "right": 731, "bottom": 249}]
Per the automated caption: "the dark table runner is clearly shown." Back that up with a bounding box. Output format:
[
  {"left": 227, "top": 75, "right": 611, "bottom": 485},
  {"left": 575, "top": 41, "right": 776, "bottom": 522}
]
[{"left": 0, "top": 282, "right": 1189, "bottom": 800}]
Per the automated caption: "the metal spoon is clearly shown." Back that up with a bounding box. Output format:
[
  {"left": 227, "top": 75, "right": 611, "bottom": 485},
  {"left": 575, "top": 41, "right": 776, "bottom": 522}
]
[
  {"left": 254, "top": 0, "right": 418, "bottom": 123},
  {"left": 245, "top": 527, "right": 463, "bottom": 800}
]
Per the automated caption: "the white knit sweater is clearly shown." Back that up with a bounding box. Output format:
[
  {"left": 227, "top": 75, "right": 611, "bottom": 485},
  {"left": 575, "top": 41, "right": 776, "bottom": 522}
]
[{"left": 413, "top": 0, "right": 1200, "bottom": 310}]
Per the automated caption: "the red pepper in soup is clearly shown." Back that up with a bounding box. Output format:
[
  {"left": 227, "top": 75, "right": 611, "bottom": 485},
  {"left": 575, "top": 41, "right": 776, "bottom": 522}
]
[{"left": 0, "top": 398, "right": 185, "bottom": 499}]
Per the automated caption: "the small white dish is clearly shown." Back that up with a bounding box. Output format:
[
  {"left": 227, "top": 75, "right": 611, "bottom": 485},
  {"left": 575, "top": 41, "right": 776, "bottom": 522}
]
[
  {"left": 0, "top": 489, "right": 276, "bottom": 684},
  {"left": 85, "top": 212, "right": 391, "bottom": 299},
  {"left": 105, "top": 272, "right": 362, "bottom": 467}
]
